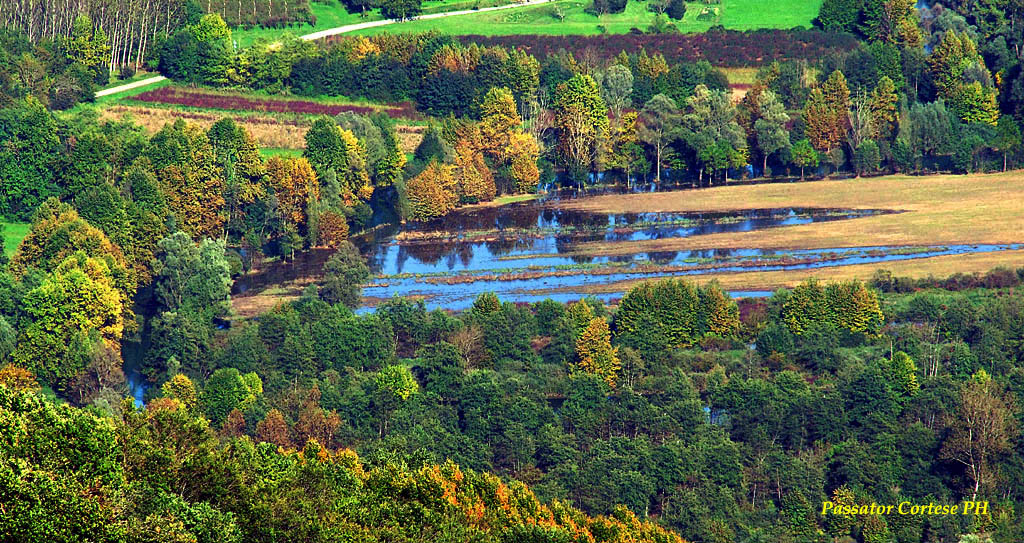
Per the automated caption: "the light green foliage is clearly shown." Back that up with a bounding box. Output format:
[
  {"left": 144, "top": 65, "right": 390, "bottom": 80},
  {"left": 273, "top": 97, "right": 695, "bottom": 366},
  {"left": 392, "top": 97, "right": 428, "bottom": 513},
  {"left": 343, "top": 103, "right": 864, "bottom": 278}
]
[
  {"left": 13, "top": 254, "right": 124, "bottom": 390},
  {"left": 883, "top": 351, "right": 919, "bottom": 399},
  {"left": 754, "top": 89, "right": 790, "bottom": 174},
  {"left": 783, "top": 279, "right": 883, "bottom": 336},
  {"left": 203, "top": 367, "right": 263, "bottom": 424},
  {"left": 153, "top": 231, "right": 232, "bottom": 318},
  {"left": 375, "top": 364, "right": 419, "bottom": 402}
]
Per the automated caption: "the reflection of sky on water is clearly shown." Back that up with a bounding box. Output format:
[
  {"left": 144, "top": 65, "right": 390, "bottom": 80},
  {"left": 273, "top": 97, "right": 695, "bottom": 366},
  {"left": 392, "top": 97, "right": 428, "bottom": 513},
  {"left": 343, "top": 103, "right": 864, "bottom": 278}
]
[
  {"left": 366, "top": 207, "right": 893, "bottom": 276},
  {"left": 234, "top": 199, "right": 1021, "bottom": 313},
  {"left": 360, "top": 244, "right": 1024, "bottom": 312}
]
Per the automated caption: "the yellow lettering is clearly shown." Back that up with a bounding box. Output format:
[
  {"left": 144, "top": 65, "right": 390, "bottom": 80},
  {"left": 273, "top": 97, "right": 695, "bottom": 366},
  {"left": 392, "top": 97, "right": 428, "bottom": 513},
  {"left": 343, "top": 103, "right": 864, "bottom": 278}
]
[
  {"left": 963, "top": 502, "right": 975, "bottom": 515},
  {"left": 822, "top": 502, "right": 834, "bottom": 515},
  {"left": 885, "top": 505, "right": 894, "bottom": 515},
  {"left": 976, "top": 502, "right": 989, "bottom": 515},
  {"left": 898, "top": 501, "right": 911, "bottom": 514},
  {"left": 951, "top": 505, "right": 959, "bottom": 514}
]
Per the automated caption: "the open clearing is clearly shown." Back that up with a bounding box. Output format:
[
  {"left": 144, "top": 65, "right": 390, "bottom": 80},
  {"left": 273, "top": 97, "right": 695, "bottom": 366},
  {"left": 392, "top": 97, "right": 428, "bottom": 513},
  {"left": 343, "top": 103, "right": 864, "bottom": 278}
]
[
  {"left": 2, "top": 222, "right": 29, "bottom": 257},
  {"left": 539, "top": 172, "right": 1024, "bottom": 292},
  {"left": 99, "top": 103, "right": 425, "bottom": 153},
  {"left": 354, "top": 0, "right": 822, "bottom": 36},
  {"left": 564, "top": 172, "right": 1024, "bottom": 252}
]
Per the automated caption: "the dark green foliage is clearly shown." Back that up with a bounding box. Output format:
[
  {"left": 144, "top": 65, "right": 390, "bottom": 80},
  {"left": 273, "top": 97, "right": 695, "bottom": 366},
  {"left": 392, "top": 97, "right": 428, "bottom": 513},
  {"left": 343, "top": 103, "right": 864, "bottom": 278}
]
[
  {"left": 317, "top": 242, "right": 371, "bottom": 309},
  {"left": 414, "top": 125, "right": 446, "bottom": 163},
  {"left": 380, "top": 0, "right": 422, "bottom": 20},
  {"left": 817, "top": 0, "right": 862, "bottom": 33},
  {"left": 666, "top": 0, "right": 686, "bottom": 21}
]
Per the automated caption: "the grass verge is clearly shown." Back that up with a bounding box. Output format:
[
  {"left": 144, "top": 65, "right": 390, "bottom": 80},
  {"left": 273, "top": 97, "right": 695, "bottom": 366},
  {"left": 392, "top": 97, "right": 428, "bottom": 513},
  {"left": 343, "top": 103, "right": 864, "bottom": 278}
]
[{"left": 2, "top": 222, "right": 30, "bottom": 257}]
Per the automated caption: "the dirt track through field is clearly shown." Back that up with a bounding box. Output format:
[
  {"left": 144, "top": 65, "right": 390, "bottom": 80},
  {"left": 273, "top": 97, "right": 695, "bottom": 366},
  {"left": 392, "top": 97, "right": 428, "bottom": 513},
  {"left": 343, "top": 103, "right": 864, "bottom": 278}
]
[{"left": 96, "top": 0, "right": 549, "bottom": 98}]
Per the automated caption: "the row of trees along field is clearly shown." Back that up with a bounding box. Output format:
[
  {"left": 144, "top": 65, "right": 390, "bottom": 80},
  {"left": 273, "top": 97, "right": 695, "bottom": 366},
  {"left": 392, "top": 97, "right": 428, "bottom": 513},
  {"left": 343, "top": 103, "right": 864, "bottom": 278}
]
[{"left": 154, "top": 6, "right": 1024, "bottom": 186}]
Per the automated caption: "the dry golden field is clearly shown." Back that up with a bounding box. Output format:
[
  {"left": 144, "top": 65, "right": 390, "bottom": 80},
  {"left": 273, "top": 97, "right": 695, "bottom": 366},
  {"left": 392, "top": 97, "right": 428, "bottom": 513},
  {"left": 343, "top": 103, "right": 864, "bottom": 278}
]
[
  {"left": 547, "top": 172, "right": 1024, "bottom": 293},
  {"left": 100, "top": 105, "right": 424, "bottom": 153},
  {"left": 564, "top": 172, "right": 1024, "bottom": 254}
]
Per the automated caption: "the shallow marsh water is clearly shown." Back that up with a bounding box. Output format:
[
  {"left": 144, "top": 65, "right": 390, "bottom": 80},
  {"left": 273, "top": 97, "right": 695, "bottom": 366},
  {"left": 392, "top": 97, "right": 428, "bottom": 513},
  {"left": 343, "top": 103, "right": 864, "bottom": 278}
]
[{"left": 231, "top": 198, "right": 1022, "bottom": 312}]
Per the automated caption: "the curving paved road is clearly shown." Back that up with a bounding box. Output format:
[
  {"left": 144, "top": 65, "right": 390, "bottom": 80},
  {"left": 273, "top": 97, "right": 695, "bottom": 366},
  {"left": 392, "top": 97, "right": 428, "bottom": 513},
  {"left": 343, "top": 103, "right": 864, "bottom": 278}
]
[{"left": 95, "top": 0, "right": 549, "bottom": 98}]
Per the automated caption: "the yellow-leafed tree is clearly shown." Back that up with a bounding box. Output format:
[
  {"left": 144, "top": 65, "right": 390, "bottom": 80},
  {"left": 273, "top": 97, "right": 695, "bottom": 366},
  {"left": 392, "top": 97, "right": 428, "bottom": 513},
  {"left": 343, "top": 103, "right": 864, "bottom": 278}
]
[
  {"left": 406, "top": 160, "right": 458, "bottom": 221},
  {"left": 575, "top": 317, "right": 620, "bottom": 388}
]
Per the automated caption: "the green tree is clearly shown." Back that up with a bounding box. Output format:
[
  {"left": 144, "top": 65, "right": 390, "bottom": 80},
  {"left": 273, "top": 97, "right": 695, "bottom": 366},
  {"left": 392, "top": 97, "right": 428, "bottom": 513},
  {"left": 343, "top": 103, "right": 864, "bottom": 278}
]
[
  {"left": 791, "top": 139, "right": 819, "bottom": 180},
  {"left": 152, "top": 231, "right": 232, "bottom": 318},
  {"left": 817, "top": 0, "right": 861, "bottom": 32},
  {"left": 854, "top": 139, "right": 881, "bottom": 175},
  {"left": 754, "top": 90, "right": 790, "bottom": 176},
  {"left": 666, "top": 0, "right": 686, "bottom": 20},
  {"left": 64, "top": 15, "right": 110, "bottom": 84},
  {"left": 994, "top": 115, "right": 1022, "bottom": 171},
  {"left": 304, "top": 117, "right": 347, "bottom": 177},
  {"left": 203, "top": 367, "right": 262, "bottom": 425},
  {"left": 601, "top": 64, "right": 634, "bottom": 119},
  {"left": 638, "top": 94, "right": 680, "bottom": 183},
  {"left": 318, "top": 242, "right": 371, "bottom": 308},
  {"left": 374, "top": 364, "right": 418, "bottom": 436},
  {"left": 554, "top": 74, "right": 609, "bottom": 185},
  {"left": 381, "top": 0, "right": 423, "bottom": 20},
  {"left": 682, "top": 84, "right": 747, "bottom": 185},
  {"left": 13, "top": 254, "right": 124, "bottom": 390}
]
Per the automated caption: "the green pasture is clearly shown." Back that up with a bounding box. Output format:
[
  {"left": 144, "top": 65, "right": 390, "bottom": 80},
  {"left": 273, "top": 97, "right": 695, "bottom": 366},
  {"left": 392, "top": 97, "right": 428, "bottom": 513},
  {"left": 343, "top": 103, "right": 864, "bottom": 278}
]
[
  {"left": 3, "top": 222, "right": 30, "bottom": 257},
  {"left": 351, "top": 0, "right": 823, "bottom": 37}
]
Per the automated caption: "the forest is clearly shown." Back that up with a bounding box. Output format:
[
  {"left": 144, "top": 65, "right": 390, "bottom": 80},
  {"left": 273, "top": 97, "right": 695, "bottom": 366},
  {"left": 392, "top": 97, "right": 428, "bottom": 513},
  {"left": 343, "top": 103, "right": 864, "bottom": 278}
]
[{"left": 5, "top": 0, "right": 1024, "bottom": 542}]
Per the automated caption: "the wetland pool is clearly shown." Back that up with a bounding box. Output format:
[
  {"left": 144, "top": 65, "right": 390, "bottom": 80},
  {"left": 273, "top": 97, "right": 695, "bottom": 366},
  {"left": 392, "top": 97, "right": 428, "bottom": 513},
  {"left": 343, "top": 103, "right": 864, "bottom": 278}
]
[{"left": 231, "top": 201, "right": 1019, "bottom": 312}]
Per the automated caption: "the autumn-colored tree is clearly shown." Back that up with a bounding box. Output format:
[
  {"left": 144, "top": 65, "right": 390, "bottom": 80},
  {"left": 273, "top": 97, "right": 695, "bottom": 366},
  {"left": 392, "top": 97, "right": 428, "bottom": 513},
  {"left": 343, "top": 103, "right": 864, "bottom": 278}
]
[
  {"left": 699, "top": 282, "right": 741, "bottom": 338},
  {"left": 146, "top": 120, "right": 226, "bottom": 239},
  {"left": 266, "top": 156, "right": 320, "bottom": 234},
  {"left": 825, "top": 485, "right": 857, "bottom": 539},
  {"left": 869, "top": 76, "right": 899, "bottom": 141},
  {"left": 405, "top": 160, "right": 458, "bottom": 221},
  {"left": 257, "top": 408, "right": 294, "bottom": 449},
  {"left": 13, "top": 254, "right": 125, "bottom": 390},
  {"left": 10, "top": 198, "right": 134, "bottom": 302},
  {"left": 0, "top": 365, "right": 40, "bottom": 393},
  {"left": 575, "top": 317, "right": 620, "bottom": 388},
  {"left": 506, "top": 131, "right": 541, "bottom": 193},
  {"left": 317, "top": 208, "right": 350, "bottom": 247},
  {"left": 453, "top": 139, "right": 496, "bottom": 204},
  {"left": 606, "top": 112, "right": 643, "bottom": 185},
  {"left": 804, "top": 71, "right": 850, "bottom": 154},
  {"left": 221, "top": 408, "right": 246, "bottom": 438},
  {"left": 162, "top": 374, "right": 199, "bottom": 413},
  {"left": 478, "top": 87, "right": 521, "bottom": 161}
]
